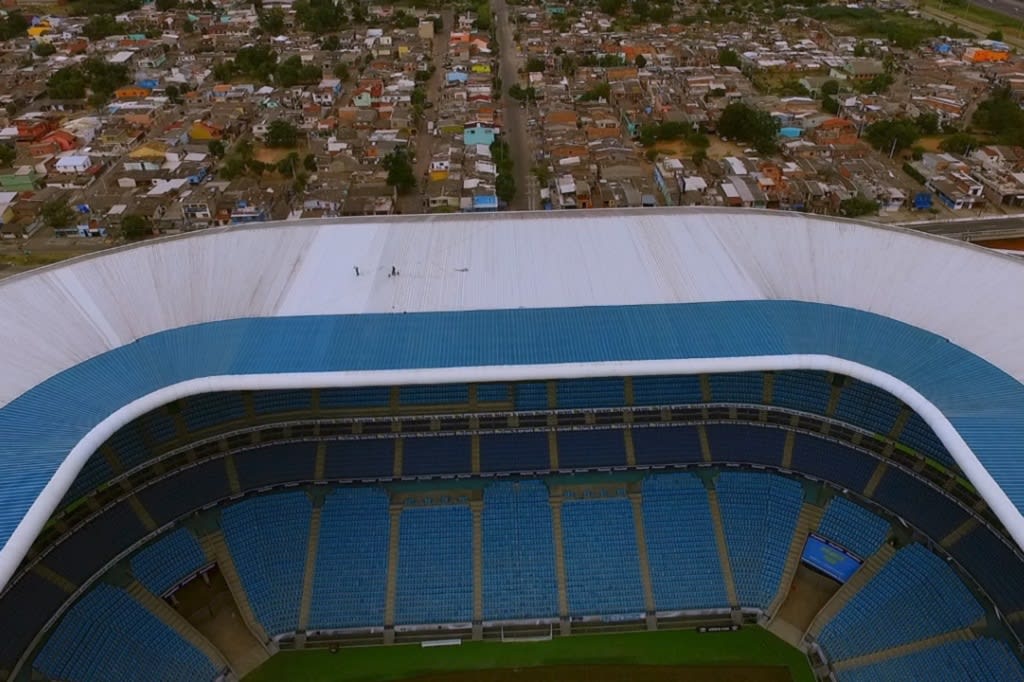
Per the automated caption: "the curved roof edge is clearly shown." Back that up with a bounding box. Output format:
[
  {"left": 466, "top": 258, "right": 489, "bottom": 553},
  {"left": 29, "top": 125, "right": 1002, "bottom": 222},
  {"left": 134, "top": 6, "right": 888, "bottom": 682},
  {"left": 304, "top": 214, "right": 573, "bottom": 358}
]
[{"left": 2, "top": 354, "right": 1016, "bottom": 593}]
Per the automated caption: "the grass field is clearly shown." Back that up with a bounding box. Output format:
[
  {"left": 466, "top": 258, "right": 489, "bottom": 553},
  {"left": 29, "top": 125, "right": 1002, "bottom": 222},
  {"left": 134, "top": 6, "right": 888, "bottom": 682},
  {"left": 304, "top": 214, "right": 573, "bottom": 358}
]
[{"left": 246, "top": 629, "right": 815, "bottom": 682}]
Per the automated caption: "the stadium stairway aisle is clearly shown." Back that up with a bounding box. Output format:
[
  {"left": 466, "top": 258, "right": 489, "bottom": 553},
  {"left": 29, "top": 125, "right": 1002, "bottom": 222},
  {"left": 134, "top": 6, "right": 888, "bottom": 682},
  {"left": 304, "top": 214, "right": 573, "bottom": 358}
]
[
  {"left": 832, "top": 627, "right": 975, "bottom": 672},
  {"left": 296, "top": 502, "right": 324, "bottom": 632},
  {"left": 767, "top": 501, "right": 825, "bottom": 618},
  {"left": 706, "top": 488, "right": 740, "bottom": 608},
  {"left": 124, "top": 580, "right": 229, "bottom": 672},
  {"left": 628, "top": 487, "right": 657, "bottom": 622},
  {"left": 805, "top": 543, "right": 896, "bottom": 640},
  {"left": 197, "top": 531, "right": 271, "bottom": 648}
]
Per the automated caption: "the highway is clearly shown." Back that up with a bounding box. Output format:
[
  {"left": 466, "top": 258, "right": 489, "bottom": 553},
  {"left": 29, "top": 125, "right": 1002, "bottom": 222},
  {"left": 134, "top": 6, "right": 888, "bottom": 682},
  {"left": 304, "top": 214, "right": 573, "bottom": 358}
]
[
  {"left": 897, "top": 215, "right": 1024, "bottom": 240},
  {"left": 492, "top": 0, "right": 534, "bottom": 210}
]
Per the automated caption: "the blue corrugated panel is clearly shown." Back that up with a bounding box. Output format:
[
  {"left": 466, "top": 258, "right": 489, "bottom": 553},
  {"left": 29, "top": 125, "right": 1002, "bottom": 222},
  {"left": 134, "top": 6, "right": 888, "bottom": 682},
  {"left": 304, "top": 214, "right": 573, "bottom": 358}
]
[{"left": 3, "top": 301, "right": 1024, "bottom": 556}]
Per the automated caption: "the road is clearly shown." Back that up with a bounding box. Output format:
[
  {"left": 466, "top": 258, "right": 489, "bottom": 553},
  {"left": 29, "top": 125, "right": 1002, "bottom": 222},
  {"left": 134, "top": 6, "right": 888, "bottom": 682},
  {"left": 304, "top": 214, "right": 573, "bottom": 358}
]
[
  {"left": 898, "top": 215, "right": 1024, "bottom": 240},
  {"left": 492, "top": 0, "right": 534, "bottom": 210},
  {"left": 921, "top": 3, "right": 1024, "bottom": 48}
]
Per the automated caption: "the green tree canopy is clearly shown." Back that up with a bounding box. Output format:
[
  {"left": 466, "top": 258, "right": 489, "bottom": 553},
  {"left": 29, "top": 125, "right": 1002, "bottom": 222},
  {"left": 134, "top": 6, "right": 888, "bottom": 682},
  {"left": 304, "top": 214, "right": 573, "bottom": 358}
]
[
  {"left": 258, "top": 7, "right": 286, "bottom": 34},
  {"left": 863, "top": 118, "right": 921, "bottom": 155},
  {"left": 47, "top": 59, "right": 130, "bottom": 102},
  {"left": 717, "top": 101, "right": 779, "bottom": 154},
  {"left": 840, "top": 195, "right": 879, "bottom": 217},
  {"left": 0, "top": 144, "right": 15, "bottom": 168},
  {"left": 0, "top": 12, "right": 29, "bottom": 41},
  {"left": 972, "top": 88, "right": 1024, "bottom": 146},
  {"left": 496, "top": 173, "right": 516, "bottom": 204},
  {"left": 938, "top": 132, "right": 979, "bottom": 156},
  {"left": 207, "top": 139, "right": 226, "bottom": 158},
  {"left": 120, "top": 214, "right": 151, "bottom": 240},
  {"left": 265, "top": 120, "right": 300, "bottom": 148},
  {"left": 382, "top": 149, "right": 416, "bottom": 195},
  {"left": 276, "top": 55, "right": 322, "bottom": 87},
  {"left": 718, "top": 48, "right": 741, "bottom": 68},
  {"left": 42, "top": 199, "right": 75, "bottom": 230}
]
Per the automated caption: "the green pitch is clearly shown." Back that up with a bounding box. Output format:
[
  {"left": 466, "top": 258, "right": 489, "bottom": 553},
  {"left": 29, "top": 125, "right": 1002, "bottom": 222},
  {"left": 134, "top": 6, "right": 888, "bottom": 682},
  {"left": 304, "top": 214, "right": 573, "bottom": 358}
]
[{"left": 245, "top": 628, "right": 815, "bottom": 682}]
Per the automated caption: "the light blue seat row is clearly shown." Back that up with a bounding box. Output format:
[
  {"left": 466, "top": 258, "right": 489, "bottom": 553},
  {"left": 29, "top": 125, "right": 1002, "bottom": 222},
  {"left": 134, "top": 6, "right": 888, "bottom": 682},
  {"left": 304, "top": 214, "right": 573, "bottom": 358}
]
[
  {"left": 555, "top": 377, "right": 625, "bottom": 408},
  {"left": 482, "top": 481, "right": 559, "bottom": 621},
  {"left": 900, "top": 411, "right": 956, "bottom": 469},
  {"left": 221, "top": 492, "right": 311, "bottom": 635},
  {"left": 717, "top": 471, "right": 803, "bottom": 609},
  {"left": 395, "top": 505, "right": 473, "bottom": 625},
  {"left": 833, "top": 378, "right": 902, "bottom": 438},
  {"left": 816, "top": 497, "right": 890, "bottom": 558},
  {"left": 708, "top": 372, "right": 764, "bottom": 404},
  {"left": 818, "top": 543, "right": 985, "bottom": 661},
  {"left": 309, "top": 487, "right": 390, "bottom": 630},
  {"left": 130, "top": 527, "right": 208, "bottom": 596},
  {"left": 561, "top": 495, "right": 645, "bottom": 617},
  {"left": 34, "top": 582, "right": 218, "bottom": 682},
  {"left": 642, "top": 473, "right": 729, "bottom": 611},
  {"left": 632, "top": 374, "right": 703, "bottom": 406},
  {"left": 771, "top": 370, "right": 832, "bottom": 414},
  {"left": 836, "top": 637, "right": 1024, "bottom": 682}
]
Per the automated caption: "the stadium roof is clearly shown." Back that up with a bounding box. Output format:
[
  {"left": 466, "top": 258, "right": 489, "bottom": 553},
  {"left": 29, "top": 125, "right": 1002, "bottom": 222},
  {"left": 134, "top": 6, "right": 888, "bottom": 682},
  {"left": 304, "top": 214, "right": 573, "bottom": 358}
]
[{"left": 1, "top": 208, "right": 1024, "bottom": 590}]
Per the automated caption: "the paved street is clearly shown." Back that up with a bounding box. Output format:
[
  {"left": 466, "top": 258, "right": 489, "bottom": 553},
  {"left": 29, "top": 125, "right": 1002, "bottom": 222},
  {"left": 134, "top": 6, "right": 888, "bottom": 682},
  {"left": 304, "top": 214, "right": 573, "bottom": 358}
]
[
  {"left": 898, "top": 215, "right": 1024, "bottom": 239},
  {"left": 492, "top": 0, "right": 534, "bottom": 211}
]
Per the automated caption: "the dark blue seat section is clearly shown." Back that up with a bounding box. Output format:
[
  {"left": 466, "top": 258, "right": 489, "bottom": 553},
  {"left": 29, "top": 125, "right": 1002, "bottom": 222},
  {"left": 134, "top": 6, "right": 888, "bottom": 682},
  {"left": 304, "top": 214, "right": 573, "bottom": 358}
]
[
  {"left": 42, "top": 499, "right": 147, "bottom": 585},
  {"left": 107, "top": 420, "right": 151, "bottom": 471},
  {"left": 319, "top": 386, "right": 390, "bottom": 409},
  {"left": 899, "top": 411, "right": 956, "bottom": 469},
  {"left": 631, "top": 426, "right": 703, "bottom": 465},
  {"left": 557, "top": 430, "right": 626, "bottom": 469},
  {"left": 323, "top": 439, "right": 394, "bottom": 479},
  {"left": 789, "top": 434, "right": 876, "bottom": 492},
  {"left": 399, "top": 383, "right": 469, "bottom": 405},
  {"left": 873, "top": 471, "right": 970, "bottom": 541},
  {"left": 555, "top": 377, "right": 624, "bottom": 408},
  {"left": 479, "top": 432, "right": 550, "bottom": 473},
  {"left": 402, "top": 436, "right": 472, "bottom": 476},
  {"left": 60, "top": 455, "right": 114, "bottom": 508},
  {"left": 236, "top": 443, "right": 317, "bottom": 489},
  {"left": 138, "top": 409, "right": 178, "bottom": 447},
  {"left": 708, "top": 372, "right": 763, "bottom": 403},
  {"left": 515, "top": 382, "right": 548, "bottom": 410},
  {"left": 0, "top": 571, "right": 69, "bottom": 671},
  {"left": 139, "top": 459, "right": 231, "bottom": 527},
  {"left": 949, "top": 525, "right": 1024, "bottom": 616},
  {"left": 770, "top": 371, "right": 831, "bottom": 413},
  {"left": 632, "top": 374, "right": 703, "bottom": 406},
  {"left": 477, "top": 383, "right": 511, "bottom": 403},
  {"left": 180, "top": 392, "right": 247, "bottom": 433},
  {"left": 251, "top": 390, "right": 313, "bottom": 414},
  {"left": 706, "top": 423, "right": 785, "bottom": 466},
  {"left": 834, "top": 379, "right": 901, "bottom": 437}
]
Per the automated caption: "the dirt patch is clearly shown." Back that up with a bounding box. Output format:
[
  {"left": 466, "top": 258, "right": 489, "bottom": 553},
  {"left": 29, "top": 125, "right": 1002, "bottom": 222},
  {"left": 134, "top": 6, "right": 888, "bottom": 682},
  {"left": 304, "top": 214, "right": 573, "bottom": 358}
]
[
  {"left": 405, "top": 664, "right": 793, "bottom": 682},
  {"left": 254, "top": 146, "right": 294, "bottom": 164},
  {"left": 706, "top": 136, "right": 747, "bottom": 159}
]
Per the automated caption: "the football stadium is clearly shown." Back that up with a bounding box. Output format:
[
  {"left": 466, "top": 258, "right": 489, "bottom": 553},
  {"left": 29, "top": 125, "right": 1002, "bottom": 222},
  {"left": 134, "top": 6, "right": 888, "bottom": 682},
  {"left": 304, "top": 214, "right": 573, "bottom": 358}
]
[{"left": 2, "top": 208, "right": 1024, "bottom": 682}]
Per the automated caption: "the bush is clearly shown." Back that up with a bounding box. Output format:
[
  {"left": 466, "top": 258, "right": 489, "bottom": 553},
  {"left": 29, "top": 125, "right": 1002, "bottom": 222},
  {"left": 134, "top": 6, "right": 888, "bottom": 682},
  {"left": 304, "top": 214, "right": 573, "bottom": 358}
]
[{"left": 903, "top": 162, "right": 926, "bottom": 185}]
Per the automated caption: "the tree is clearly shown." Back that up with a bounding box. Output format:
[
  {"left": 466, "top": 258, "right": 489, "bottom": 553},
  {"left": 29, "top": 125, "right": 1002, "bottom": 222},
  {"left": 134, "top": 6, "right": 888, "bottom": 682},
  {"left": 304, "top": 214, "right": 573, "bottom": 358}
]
[
  {"left": 276, "top": 151, "right": 300, "bottom": 176},
  {"left": 973, "top": 88, "right": 1024, "bottom": 146},
  {"left": 276, "top": 55, "right": 321, "bottom": 87},
  {"left": 718, "top": 48, "right": 741, "bottom": 68},
  {"left": 634, "top": 54, "right": 647, "bottom": 68},
  {"left": 207, "top": 139, "right": 226, "bottom": 158},
  {"left": 915, "top": 112, "right": 940, "bottom": 136},
  {"left": 863, "top": 118, "right": 921, "bottom": 155},
  {"left": 526, "top": 57, "right": 546, "bottom": 73},
  {"left": 258, "top": 7, "right": 286, "bottom": 34},
  {"left": 321, "top": 34, "right": 340, "bottom": 51},
  {"left": 495, "top": 173, "right": 516, "bottom": 204},
  {"left": 303, "top": 153, "right": 317, "bottom": 172},
  {"left": 42, "top": 199, "right": 75, "bottom": 230},
  {"left": 717, "top": 101, "right": 779, "bottom": 154},
  {"left": 120, "top": 214, "right": 151, "bottom": 240},
  {"left": 155, "top": 0, "right": 178, "bottom": 9},
  {"left": 598, "top": 0, "right": 624, "bottom": 15},
  {"left": 840, "top": 195, "right": 879, "bottom": 217},
  {"left": 0, "top": 12, "right": 29, "bottom": 41},
  {"left": 0, "top": 144, "right": 15, "bottom": 168},
  {"left": 939, "top": 132, "right": 979, "bottom": 156},
  {"left": 33, "top": 42, "right": 56, "bottom": 57},
  {"left": 987, "top": 30, "right": 1004, "bottom": 41},
  {"left": 265, "top": 119, "right": 299, "bottom": 148},
  {"left": 853, "top": 41, "right": 866, "bottom": 57},
  {"left": 82, "top": 14, "right": 121, "bottom": 40},
  {"left": 382, "top": 149, "right": 416, "bottom": 195},
  {"left": 821, "top": 80, "right": 840, "bottom": 96},
  {"left": 333, "top": 63, "right": 350, "bottom": 81},
  {"left": 47, "top": 59, "right": 130, "bottom": 102}
]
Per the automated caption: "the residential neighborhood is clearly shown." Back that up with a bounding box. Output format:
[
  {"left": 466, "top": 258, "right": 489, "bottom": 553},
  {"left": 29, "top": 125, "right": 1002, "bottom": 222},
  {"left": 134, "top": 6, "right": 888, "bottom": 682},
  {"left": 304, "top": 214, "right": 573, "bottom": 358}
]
[{"left": 0, "top": 0, "right": 1024, "bottom": 268}]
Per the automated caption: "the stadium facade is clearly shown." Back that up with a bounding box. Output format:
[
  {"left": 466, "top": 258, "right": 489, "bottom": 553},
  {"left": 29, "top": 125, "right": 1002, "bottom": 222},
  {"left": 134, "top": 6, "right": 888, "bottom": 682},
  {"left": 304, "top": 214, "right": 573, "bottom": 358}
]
[{"left": 2, "top": 208, "right": 1024, "bottom": 681}]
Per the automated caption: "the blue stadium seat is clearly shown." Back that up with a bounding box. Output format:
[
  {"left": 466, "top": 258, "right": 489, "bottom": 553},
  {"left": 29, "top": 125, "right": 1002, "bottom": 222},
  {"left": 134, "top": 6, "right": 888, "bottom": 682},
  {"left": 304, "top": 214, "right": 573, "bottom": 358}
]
[
  {"left": 130, "top": 528, "right": 208, "bottom": 596},
  {"left": 236, "top": 443, "right": 317, "bottom": 489},
  {"left": 515, "top": 382, "right": 549, "bottom": 410},
  {"left": 138, "top": 409, "right": 178, "bottom": 446},
  {"left": 642, "top": 473, "right": 729, "bottom": 610},
  {"left": 834, "top": 379, "right": 901, "bottom": 438},
  {"left": 561, "top": 495, "right": 645, "bottom": 617},
  {"left": 309, "top": 488, "right": 390, "bottom": 630},
  {"left": 709, "top": 372, "right": 763, "bottom": 404},
  {"left": 479, "top": 432, "right": 551, "bottom": 473},
  {"left": 716, "top": 472, "right": 803, "bottom": 609},
  {"left": 221, "top": 492, "right": 311, "bottom": 635},
  {"left": 395, "top": 505, "right": 473, "bottom": 625},
  {"left": 482, "top": 481, "right": 559, "bottom": 621},
  {"left": 477, "top": 383, "right": 511, "bottom": 403},
  {"left": 631, "top": 426, "right": 703, "bottom": 465},
  {"left": 402, "top": 436, "right": 472, "bottom": 476},
  {"left": 323, "top": 439, "right": 394, "bottom": 479},
  {"left": 557, "top": 430, "right": 627, "bottom": 468},
  {"left": 948, "top": 525, "right": 1024, "bottom": 617},
  {"left": 319, "top": 386, "right": 390, "bottom": 409},
  {"left": 836, "top": 637, "right": 1024, "bottom": 682},
  {"left": 790, "top": 434, "right": 876, "bottom": 492},
  {"left": 872, "top": 472, "right": 970, "bottom": 541},
  {"left": 632, "top": 374, "right": 703, "bottom": 406},
  {"left": 60, "top": 454, "right": 115, "bottom": 507},
  {"left": 899, "top": 412, "right": 956, "bottom": 469},
  {"left": 139, "top": 458, "right": 231, "bottom": 527},
  {"left": 816, "top": 497, "right": 889, "bottom": 558},
  {"left": 706, "top": 423, "right": 785, "bottom": 466},
  {"left": 251, "top": 390, "right": 313, "bottom": 414},
  {"left": 771, "top": 371, "right": 832, "bottom": 413},
  {"left": 107, "top": 421, "right": 150, "bottom": 471},
  {"left": 399, "top": 383, "right": 469, "bottom": 405},
  {"left": 818, "top": 543, "right": 985, "bottom": 661},
  {"left": 180, "top": 392, "right": 246, "bottom": 432},
  {"left": 43, "top": 499, "right": 148, "bottom": 585},
  {"left": 555, "top": 377, "right": 624, "bottom": 408},
  {"left": 0, "top": 572, "right": 69, "bottom": 670},
  {"left": 34, "top": 583, "right": 218, "bottom": 682}
]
